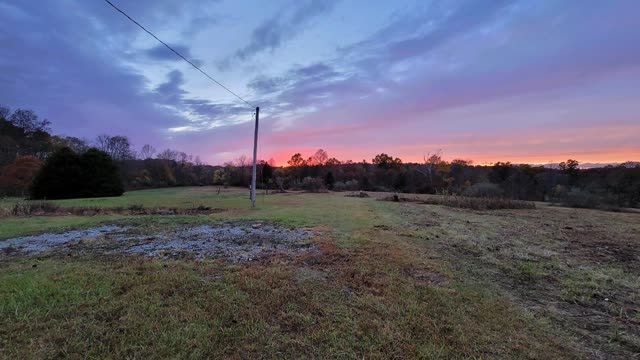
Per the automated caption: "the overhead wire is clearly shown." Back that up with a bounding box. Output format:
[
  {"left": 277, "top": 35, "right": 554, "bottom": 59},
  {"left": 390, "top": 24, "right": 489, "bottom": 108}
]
[
  {"left": 103, "top": 0, "right": 255, "bottom": 108},
  {"left": 104, "top": 0, "right": 263, "bottom": 206}
]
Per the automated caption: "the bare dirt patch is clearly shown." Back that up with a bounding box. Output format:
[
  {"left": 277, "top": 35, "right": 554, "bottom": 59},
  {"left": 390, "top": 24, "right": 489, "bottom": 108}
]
[
  {"left": 1, "top": 225, "right": 126, "bottom": 254},
  {"left": 0, "top": 224, "right": 315, "bottom": 262}
]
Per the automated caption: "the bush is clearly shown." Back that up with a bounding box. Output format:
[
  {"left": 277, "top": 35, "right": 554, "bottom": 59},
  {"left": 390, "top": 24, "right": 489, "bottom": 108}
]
[
  {"left": 7, "top": 200, "right": 59, "bottom": 217},
  {"left": 373, "top": 185, "right": 391, "bottom": 192},
  {"left": 333, "top": 181, "right": 347, "bottom": 192},
  {"left": 345, "top": 180, "right": 359, "bottom": 191},
  {"left": 462, "top": 182, "right": 503, "bottom": 198},
  {"left": 332, "top": 180, "right": 359, "bottom": 192},
  {"left": 301, "top": 177, "right": 327, "bottom": 192},
  {"left": 289, "top": 179, "right": 303, "bottom": 190},
  {"left": 128, "top": 204, "right": 144, "bottom": 212},
  {"left": 30, "top": 147, "right": 124, "bottom": 199},
  {"left": 561, "top": 190, "right": 620, "bottom": 211},
  {"left": 420, "top": 195, "right": 535, "bottom": 210}
]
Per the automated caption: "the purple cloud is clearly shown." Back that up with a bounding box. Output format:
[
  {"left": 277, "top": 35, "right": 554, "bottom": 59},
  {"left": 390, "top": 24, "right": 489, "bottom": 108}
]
[
  {"left": 229, "top": 0, "right": 340, "bottom": 61},
  {"left": 145, "top": 44, "right": 204, "bottom": 67},
  {"left": 1, "top": 0, "right": 639, "bottom": 166}
]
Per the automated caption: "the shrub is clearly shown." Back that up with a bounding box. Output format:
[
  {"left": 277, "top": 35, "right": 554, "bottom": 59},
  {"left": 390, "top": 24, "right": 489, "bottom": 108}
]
[
  {"left": 462, "top": 182, "right": 503, "bottom": 198},
  {"left": 373, "top": 185, "right": 391, "bottom": 192},
  {"left": 289, "top": 179, "right": 303, "bottom": 190},
  {"left": 301, "top": 177, "right": 327, "bottom": 192},
  {"left": 419, "top": 195, "right": 535, "bottom": 210},
  {"left": 344, "top": 180, "right": 360, "bottom": 191},
  {"left": 128, "top": 204, "right": 144, "bottom": 212},
  {"left": 332, "top": 180, "right": 359, "bottom": 192},
  {"left": 561, "top": 190, "right": 620, "bottom": 211},
  {"left": 332, "top": 181, "right": 347, "bottom": 192},
  {"left": 8, "top": 200, "right": 59, "bottom": 216}
]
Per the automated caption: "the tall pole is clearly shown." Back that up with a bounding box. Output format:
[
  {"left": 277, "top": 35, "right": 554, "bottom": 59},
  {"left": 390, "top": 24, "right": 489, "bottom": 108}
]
[{"left": 250, "top": 107, "right": 259, "bottom": 208}]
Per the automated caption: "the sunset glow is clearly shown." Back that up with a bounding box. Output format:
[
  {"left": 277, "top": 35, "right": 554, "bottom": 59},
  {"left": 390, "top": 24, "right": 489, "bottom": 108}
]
[{"left": 1, "top": 1, "right": 639, "bottom": 166}]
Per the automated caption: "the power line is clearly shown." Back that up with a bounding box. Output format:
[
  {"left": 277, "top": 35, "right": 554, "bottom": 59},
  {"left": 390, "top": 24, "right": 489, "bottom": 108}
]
[{"left": 103, "top": 0, "right": 254, "bottom": 108}]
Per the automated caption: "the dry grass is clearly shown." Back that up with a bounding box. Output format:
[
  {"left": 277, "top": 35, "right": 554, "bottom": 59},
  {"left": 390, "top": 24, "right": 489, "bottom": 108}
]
[
  {"left": 422, "top": 195, "right": 535, "bottom": 210},
  {"left": 379, "top": 194, "right": 535, "bottom": 210},
  {"left": 389, "top": 201, "right": 640, "bottom": 359},
  {"left": 0, "top": 239, "right": 575, "bottom": 359},
  {"left": 3, "top": 202, "right": 225, "bottom": 217},
  {"left": 1, "top": 189, "right": 636, "bottom": 358}
]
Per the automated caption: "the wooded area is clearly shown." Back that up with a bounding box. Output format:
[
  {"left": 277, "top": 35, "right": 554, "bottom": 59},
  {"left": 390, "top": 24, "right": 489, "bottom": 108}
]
[{"left": 1, "top": 106, "right": 638, "bottom": 208}]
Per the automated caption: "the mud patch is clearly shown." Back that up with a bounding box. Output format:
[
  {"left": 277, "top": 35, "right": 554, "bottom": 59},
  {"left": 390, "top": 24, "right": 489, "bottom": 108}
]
[{"left": 1, "top": 224, "right": 315, "bottom": 262}]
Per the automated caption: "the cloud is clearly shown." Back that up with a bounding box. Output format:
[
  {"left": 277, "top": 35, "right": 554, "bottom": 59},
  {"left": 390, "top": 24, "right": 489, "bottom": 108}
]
[
  {"left": 2, "top": 0, "right": 639, "bottom": 166},
  {"left": 248, "top": 62, "right": 340, "bottom": 94},
  {"left": 154, "top": 70, "right": 187, "bottom": 103},
  {"left": 229, "top": 0, "right": 339, "bottom": 62},
  {"left": 385, "top": 0, "right": 514, "bottom": 62},
  {"left": 0, "top": 1, "right": 188, "bottom": 141},
  {"left": 145, "top": 44, "right": 203, "bottom": 67},
  {"left": 246, "top": 0, "right": 640, "bottom": 133},
  {"left": 151, "top": 70, "right": 249, "bottom": 131}
]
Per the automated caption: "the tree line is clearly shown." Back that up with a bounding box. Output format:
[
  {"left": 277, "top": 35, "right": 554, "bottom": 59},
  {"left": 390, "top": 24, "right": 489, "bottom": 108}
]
[
  {"left": 0, "top": 106, "right": 216, "bottom": 197},
  {"left": 1, "top": 106, "right": 638, "bottom": 208}
]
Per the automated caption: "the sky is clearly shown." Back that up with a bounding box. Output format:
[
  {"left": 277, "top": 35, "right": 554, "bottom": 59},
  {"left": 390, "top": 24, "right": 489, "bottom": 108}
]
[{"left": 1, "top": 0, "right": 639, "bottom": 166}]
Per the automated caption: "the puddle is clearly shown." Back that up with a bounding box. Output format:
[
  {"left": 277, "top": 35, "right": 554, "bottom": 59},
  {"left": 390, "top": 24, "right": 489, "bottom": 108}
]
[{"left": 1, "top": 224, "right": 315, "bottom": 262}]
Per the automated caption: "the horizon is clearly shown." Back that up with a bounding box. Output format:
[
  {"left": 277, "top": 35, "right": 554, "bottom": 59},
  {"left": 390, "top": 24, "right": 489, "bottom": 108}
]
[{"left": 2, "top": 1, "right": 639, "bottom": 166}]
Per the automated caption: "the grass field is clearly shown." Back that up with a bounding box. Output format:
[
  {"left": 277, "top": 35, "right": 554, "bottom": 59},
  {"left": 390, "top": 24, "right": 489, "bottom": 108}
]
[{"left": 1, "top": 187, "right": 638, "bottom": 358}]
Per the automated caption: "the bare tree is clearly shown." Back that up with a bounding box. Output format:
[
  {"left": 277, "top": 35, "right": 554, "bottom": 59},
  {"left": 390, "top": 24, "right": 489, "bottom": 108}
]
[
  {"left": 140, "top": 144, "right": 156, "bottom": 159},
  {"left": 418, "top": 150, "right": 444, "bottom": 188},
  {"left": 9, "top": 109, "right": 51, "bottom": 133},
  {"left": 0, "top": 106, "right": 10, "bottom": 120},
  {"left": 235, "top": 155, "right": 248, "bottom": 168},
  {"left": 157, "top": 148, "right": 178, "bottom": 161},
  {"left": 309, "top": 149, "right": 328, "bottom": 166},
  {"left": 52, "top": 136, "right": 89, "bottom": 153},
  {"left": 235, "top": 155, "right": 249, "bottom": 186},
  {"left": 95, "top": 135, "right": 133, "bottom": 161}
]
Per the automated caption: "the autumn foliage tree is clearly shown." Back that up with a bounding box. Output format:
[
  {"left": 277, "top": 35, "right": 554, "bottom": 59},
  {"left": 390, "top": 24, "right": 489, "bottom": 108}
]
[{"left": 0, "top": 156, "right": 42, "bottom": 196}]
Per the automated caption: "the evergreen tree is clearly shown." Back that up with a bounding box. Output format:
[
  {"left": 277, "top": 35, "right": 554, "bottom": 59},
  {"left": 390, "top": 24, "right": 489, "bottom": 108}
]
[
  {"left": 30, "top": 147, "right": 123, "bottom": 199},
  {"left": 324, "top": 171, "right": 335, "bottom": 190},
  {"left": 79, "top": 148, "right": 124, "bottom": 197}
]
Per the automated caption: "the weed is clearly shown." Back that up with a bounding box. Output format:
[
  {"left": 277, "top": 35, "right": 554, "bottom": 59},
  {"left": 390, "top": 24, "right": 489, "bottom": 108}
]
[
  {"left": 379, "top": 194, "right": 535, "bottom": 210},
  {"left": 128, "top": 203, "right": 145, "bottom": 212}
]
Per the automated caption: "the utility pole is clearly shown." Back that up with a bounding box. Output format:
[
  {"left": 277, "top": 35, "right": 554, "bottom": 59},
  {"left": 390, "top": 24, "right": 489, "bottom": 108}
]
[{"left": 250, "top": 107, "right": 259, "bottom": 208}]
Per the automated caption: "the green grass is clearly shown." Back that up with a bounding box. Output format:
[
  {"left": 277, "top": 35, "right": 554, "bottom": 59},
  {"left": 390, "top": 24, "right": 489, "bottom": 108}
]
[
  {"left": 1, "top": 188, "right": 380, "bottom": 241},
  {"left": 1, "top": 187, "right": 252, "bottom": 212},
  {"left": 1, "top": 186, "right": 638, "bottom": 358},
  {"left": 0, "top": 257, "right": 570, "bottom": 359},
  {"left": 0, "top": 215, "right": 121, "bottom": 240}
]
